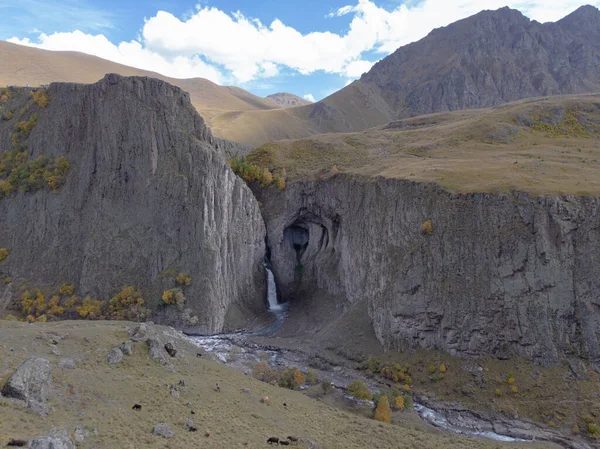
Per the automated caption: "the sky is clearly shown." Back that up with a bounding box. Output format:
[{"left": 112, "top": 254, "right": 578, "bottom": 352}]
[{"left": 1, "top": 0, "right": 598, "bottom": 101}]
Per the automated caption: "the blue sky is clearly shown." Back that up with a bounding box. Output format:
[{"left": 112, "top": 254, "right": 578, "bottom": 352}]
[{"left": 1, "top": 0, "right": 597, "bottom": 101}]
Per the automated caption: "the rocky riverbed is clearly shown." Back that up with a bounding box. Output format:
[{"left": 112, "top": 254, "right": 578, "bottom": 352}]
[{"left": 188, "top": 330, "right": 590, "bottom": 449}]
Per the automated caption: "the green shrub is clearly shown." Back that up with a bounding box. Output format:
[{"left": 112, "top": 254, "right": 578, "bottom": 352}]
[
  {"left": 161, "top": 288, "right": 186, "bottom": 309},
  {"left": 347, "top": 380, "right": 372, "bottom": 400},
  {"left": 321, "top": 380, "right": 333, "bottom": 394},
  {"left": 76, "top": 297, "right": 105, "bottom": 320},
  {"left": 176, "top": 272, "right": 192, "bottom": 286},
  {"left": 59, "top": 283, "right": 74, "bottom": 296},
  {"left": 228, "top": 156, "right": 279, "bottom": 188},
  {"left": 19, "top": 289, "right": 46, "bottom": 317},
  {"left": 0, "top": 248, "right": 8, "bottom": 261},
  {"left": 587, "top": 423, "right": 600, "bottom": 438},
  {"left": 31, "top": 89, "right": 50, "bottom": 108},
  {"left": 0, "top": 149, "right": 71, "bottom": 199},
  {"left": 279, "top": 368, "right": 306, "bottom": 389},
  {"left": 421, "top": 220, "right": 433, "bottom": 236},
  {"left": 306, "top": 369, "right": 317, "bottom": 385},
  {"left": 108, "top": 286, "right": 149, "bottom": 321}
]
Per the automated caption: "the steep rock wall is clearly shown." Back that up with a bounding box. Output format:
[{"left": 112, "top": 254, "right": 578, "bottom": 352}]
[
  {"left": 0, "top": 74, "right": 266, "bottom": 332},
  {"left": 258, "top": 177, "right": 600, "bottom": 368}
]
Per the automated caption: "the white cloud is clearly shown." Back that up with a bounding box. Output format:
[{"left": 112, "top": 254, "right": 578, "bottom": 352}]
[
  {"left": 303, "top": 94, "right": 316, "bottom": 102},
  {"left": 8, "top": 0, "right": 600, "bottom": 84}
]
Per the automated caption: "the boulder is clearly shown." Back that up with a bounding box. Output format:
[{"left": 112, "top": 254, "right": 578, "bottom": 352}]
[
  {"left": 164, "top": 342, "right": 177, "bottom": 357},
  {"left": 120, "top": 340, "right": 133, "bottom": 356},
  {"left": 152, "top": 423, "right": 174, "bottom": 438},
  {"left": 28, "top": 428, "right": 75, "bottom": 449},
  {"left": 129, "top": 324, "right": 148, "bottom": 342},
  {"left": 107, "top": 348, "right": 124, "bottom": 365},
  {"left": 2, "top": 357, "right": 51, "bottom": 416},
  {"left": 148, "top": 339, "right": 169, "bottom": 365},
  {"left": 58, "top": 359, "right": 76, "bottom": 370}
]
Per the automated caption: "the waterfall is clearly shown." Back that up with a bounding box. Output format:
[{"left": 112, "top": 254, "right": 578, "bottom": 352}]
[{"left": 265, "top": 265, "right": 282, "bottom": 311}]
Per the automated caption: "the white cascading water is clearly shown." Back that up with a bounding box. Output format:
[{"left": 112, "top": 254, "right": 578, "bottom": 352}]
[{"left": 265, "top": 266, "right": 283, "bottom": 311}]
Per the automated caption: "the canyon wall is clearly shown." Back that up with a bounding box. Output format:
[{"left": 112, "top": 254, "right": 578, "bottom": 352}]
[
  {"left": 259, "top": 176, "right": 600, "bottom": 368},
  {"left": 0, "top": 74, "right": 266, "bottom": 332}
]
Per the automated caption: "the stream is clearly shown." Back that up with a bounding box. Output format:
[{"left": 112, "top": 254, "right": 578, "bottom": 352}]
[{"left": 186, "top": 264, "right": 546, "bottom": 445}]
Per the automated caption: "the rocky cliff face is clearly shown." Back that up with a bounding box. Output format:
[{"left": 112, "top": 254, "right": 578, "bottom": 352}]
[
  {"left": 0, "top": 74, "right": 266, "bottom": 332},
  {"left": 360, "top": 6, "right": 600, "bottom": 118},
  {"left": 258, "top": 177, "right": 600, "bottom": 369}
]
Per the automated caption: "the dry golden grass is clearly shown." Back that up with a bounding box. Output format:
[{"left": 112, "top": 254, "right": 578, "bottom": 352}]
[
  {"left": 0, "top": 320, "right": 558, "bottom": 449},
  {"left": 249, "top": 94, "right": 600, "bottom": 195},
  {"left": 0, "top": 41, "right": 277, "bottom": 125}
]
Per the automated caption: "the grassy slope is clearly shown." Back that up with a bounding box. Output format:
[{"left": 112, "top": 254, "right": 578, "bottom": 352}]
[
  {"left": 0, "top": 320, "right": 559, "bottom": 449},
  {"left": 247, "top": 94, "right": 600, "bottom": 195},
  {"left": 0, "top": 41, "right": 277, "bottom": 124}
]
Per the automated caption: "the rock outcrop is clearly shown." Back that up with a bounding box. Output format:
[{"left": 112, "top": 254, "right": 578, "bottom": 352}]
[
  {"left": 258, "top": 177, "right": 600, "bottom": 369},
  {"left": 28, "top": 428, "right": 75, "bottom": 449},
  {"left": 2, "top": 357, "right": 51, "bottom": 415},
  {"left": 0, "top": 74, "right": 266, "bottom": 332}
]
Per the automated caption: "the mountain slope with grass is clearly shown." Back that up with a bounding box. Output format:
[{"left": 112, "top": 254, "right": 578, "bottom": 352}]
[
  {"left": 0, "top": 320, "right": 562, "bottom": 449},
  {"left": 0, "top": 40, "right": 277, "bottom": 126},
  {"left": 207, "top": 5, "right": 600, "bottom": 146}
]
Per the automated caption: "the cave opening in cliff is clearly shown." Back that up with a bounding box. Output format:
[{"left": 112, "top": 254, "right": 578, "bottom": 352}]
[{"left": 284, "top": 224, "right": 310, "bottom": 263}]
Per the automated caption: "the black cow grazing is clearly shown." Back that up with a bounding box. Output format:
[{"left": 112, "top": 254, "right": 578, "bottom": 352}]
[
  {"left": 132, "top": 404, "right": 142, "bottom": 411},
  {"left": 7, "top": 439, "right": 28, "bottom": 447},
  {"left": 189, "top": 426, "right": 198, "bottom": 432},
  {"left": 266, "top": 437, "right": 279, "bottom": 444},
  {"left": 279, "top": 441, "right": 290, "bottom": 446},
  {"left": 287, "top": 436, "right": 301, "bottom": 444},
  {"left": 283, "top": 402, "right": 287, "bottom": 407},
  {"left": 196, "top": 352, "right": 203, "bottom": 358},
  {"left": 191, "top": 410, "right": 196, "bottom": 415}
]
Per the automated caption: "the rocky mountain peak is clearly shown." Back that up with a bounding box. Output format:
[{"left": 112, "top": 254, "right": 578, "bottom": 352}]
[{"left": 557, "top": 4, "right": 600, "bottom": 36}]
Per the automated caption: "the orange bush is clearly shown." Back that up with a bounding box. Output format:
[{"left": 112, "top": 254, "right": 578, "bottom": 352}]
[{"left": 374, "top": 396, "right": 392, "bottom": 423}]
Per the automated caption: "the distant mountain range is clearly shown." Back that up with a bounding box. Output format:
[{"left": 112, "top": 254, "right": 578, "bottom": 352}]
[
  {"left": 3, "top": 5, "right": 600, "bottom": 146},
  {"left": 210, "top": 5, "right": 600, "bottom": 145},
  {"left": 266, "top": 93, "right": 312, "bottom": 108}
]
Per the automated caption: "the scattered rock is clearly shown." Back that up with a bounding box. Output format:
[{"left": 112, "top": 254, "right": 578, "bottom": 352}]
[
  {"left": 51, "top": 347, "right": 61, "bottom": 356},
  {"left": 29, "top": 428, "right": 75, "bottom": 449},
  {"left": 1, "top": 357, "right": 51, "bottom": 416},
  {"left": 58, "top": 359, "right": 76, "bottom": 370},
  {"left": 186, "top": 402, "right": 193, "bottom": 408},
  {"left": 152, "top": 423, "right": 174, "bottom": 439},
  {"left": 107, "top": 348, "right": 124, "bottom": 365},
  {"left": 129, "top": 324, "right": 148, "bottom": 342},
  {"left": 120, "top": 340, "right": 133, "bottom": 356},
  {"left": 165, "top": 364, "right": 175, "bottom": 373},
  {"left": 242, "top": 388, "right": 251, "bottom": 394},
  {"left": 148, "top": 339, "right": 169, "bottom": 365},
  {"left": 73, "top": 426, "right": 95, "bottom": 444},
  {"left": 568, "top": 358, "right": 588, "bottom": 380},
  {"left": 305, "top": 439, "right": 322, "bottom": 449},
  {"left": 186, "top": 419, "right": 195, "bottom": 430},
  {"left": 169, "top": 385, "right": 180, "bottom": 398},
  {"left": 164, "top": 342, "right": 177, "bottom": 357}
]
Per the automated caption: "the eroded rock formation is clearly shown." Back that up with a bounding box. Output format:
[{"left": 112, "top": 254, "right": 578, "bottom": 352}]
[
  {"left": 258, "top": 177, "right": 600, "bottom": 369},
  {"left": 0, "top": 74, "right": 265, "bottom": 332}
]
